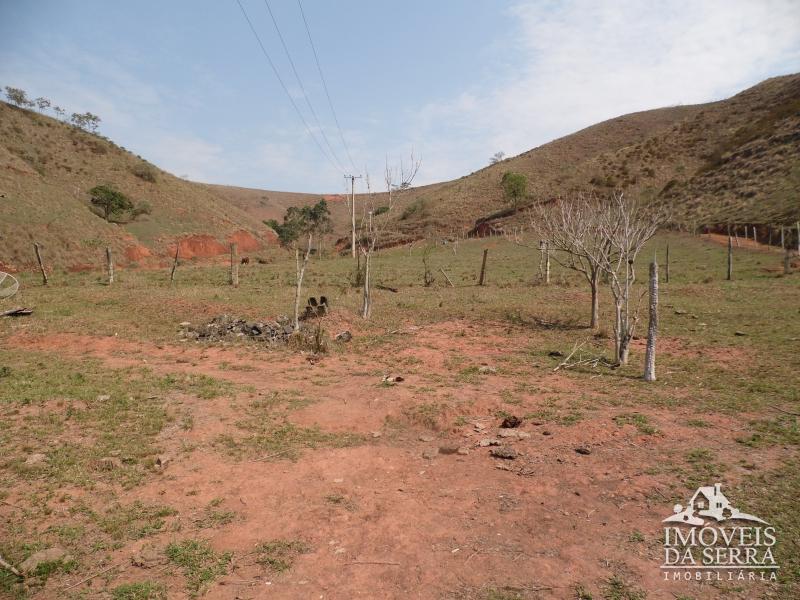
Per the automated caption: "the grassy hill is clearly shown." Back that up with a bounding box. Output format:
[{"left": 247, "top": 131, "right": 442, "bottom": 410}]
[
  {"left": 2, "top": 73, "right": 798, "bottom": 270},
  {"left": 377, "top": 73, "right": 800, "bottom": 243},
  {"left": 0, "top": 103, "right": 349, "bottom": 271}
]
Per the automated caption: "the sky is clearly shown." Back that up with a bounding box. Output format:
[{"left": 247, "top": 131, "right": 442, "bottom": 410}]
[{"left": 1, "top": 0, "right": 799, "bottom": 194}]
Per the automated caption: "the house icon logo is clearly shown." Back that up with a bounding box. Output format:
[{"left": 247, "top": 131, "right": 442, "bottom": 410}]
[{"left": 663, "top": 483, "right": 768, "bottom": 527}]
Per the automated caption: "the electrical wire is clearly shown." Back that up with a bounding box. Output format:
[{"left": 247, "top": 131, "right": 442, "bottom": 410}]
[
  {"left": 234, "top": 0, "right": 343, "bottom": 174},
  {"left": 296, "top": 0, "right": 359, "bottom": 173},
  {"left": 261, "top": 0, "right": 347, "bottom": 174}
]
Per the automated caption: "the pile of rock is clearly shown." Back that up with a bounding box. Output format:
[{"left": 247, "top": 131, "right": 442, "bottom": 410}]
[{"left": 180, "top": 314, "right": 294, "bottom": 344}]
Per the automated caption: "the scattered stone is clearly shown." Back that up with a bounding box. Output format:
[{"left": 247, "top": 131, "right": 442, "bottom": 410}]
[
  {"left": 154, "top": 455, "right": 172, "bottom": 469},
  {"left": 335, "top": 330, "right": 353, "bottom": 342},
  {"left": 490, "top": 446, "right": 518, "bottom": 460},
  {"left": 734, "top": 331, "right": 747, "bottom": 336},
  {"left": 542, "top": 430, "right": 552, "bottom": 436},
  {"left": 479, "top": 438, "right": 501, "bottom": 447},
  {"left": 183, "top": 314, "right": 294, "bottom": 344},
  {"left": 456, "top": 447, "right": 470, "bottom": 456},
  {"left": 382, "top": 374, "right": 405, "bottom": 385},
  {"left": 421, "top": 449, "right": 437, "bottom": 460},
  {"left": 575, "top": 446, "right": 592, "bottom": 455},
  {"left": 516, "top": 431, "right": 531, "bottom": 439},
  {"left": 19, "top": 547, "right": 69, "bottom": 574},
  {"left": 478, "top": 365, "right": 497, "bottom": 374},
  {"left": 438, "top": 445, "right": 459, "bottom": 455},
  {"left": 500, "top": 415, "right": 522, "bottom": 428},
  {"left": 332, "top": 478, "right": 344, "bottom": 483},
  {"left": 24, "top": 453, "right": 46, "bottom": 466},
  {"left": 419, "top": 435, "right": 435, "bottom": 442},
  {"left": 674, "top": 309, "right": 687, "bottom": 315},
  {"left": 496, "top": 429, "right": 517, "bottom": 438},
  {"left": 548, "top": 350, "right": 564, "bottom": 357},
  {"left": 371, "top": 431, "right": 382, "bottom": 439},
  {"left": 131, "top": 545, "right": 164, "bottom": 569},
  {"left": 473, "top": 422, "right": 487, "bottom": 431},
  {"left": 96, "top": 394, "right": 111, "bottom": 402}
]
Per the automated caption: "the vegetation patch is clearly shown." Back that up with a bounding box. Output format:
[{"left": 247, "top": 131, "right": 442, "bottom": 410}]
[
  {"left": 254, "top": 539, "right": 310, "bottom": 573},
  {"left": 165, "top": 539, "right": 231, "bottom": 597}
]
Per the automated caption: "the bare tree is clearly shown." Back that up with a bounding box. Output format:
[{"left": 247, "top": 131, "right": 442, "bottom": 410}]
[
  {"left": 359, "top": 153, "right": 420, "bottom": 319},
  {"left": 489, "top": 151, "right": 505, "bottom": 165},
  {"left": 595, "top": 192, "right": 668, "bottom": 365},
  {"left": 528, "top": 193, "right": 613, "bottom": 329}
]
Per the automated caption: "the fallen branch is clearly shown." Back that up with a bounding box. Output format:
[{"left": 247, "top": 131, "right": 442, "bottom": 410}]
[
  {"left": 376, "top": 284, "right": 398, "bottom": 293},
  {"left": 1, "top": 307, "right": 32, "bottom": 317},
  {"left": 0, "top": 555, "right": 20, "bottom": 577},
  {"left": 767, "top": 405, "right": 800, "bottom": 417},
  {"left": 61, "top": 563, "right": 121, "bottom": 591},
  {"left": 439, "top": 268, "right": 455, "bottom": 287},
  {"left": 345, "top": 560, "right": 400, "bottom": 566},
  {"left": 252, "top": 449, "right": 292, "bottom": 462},
  {"left": 553, "top": 340, "right": 587, "bottom": 371}
]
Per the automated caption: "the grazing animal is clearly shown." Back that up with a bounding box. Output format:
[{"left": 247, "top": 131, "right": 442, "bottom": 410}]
[{"left": 240, "top": 257, "right": 250, "bottom": 265}]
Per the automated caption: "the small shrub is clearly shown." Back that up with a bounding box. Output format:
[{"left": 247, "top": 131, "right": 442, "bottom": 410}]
[
  {"left": 131, "top": 163, "right": 157, "bottom": 183},
  {"left": 112, "top": 581, "right": 167, "bottom": 600}
]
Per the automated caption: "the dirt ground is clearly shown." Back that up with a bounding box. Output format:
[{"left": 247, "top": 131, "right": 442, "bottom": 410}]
[{"left": 2, "top": 314, "right": 789, "bottom": 600}]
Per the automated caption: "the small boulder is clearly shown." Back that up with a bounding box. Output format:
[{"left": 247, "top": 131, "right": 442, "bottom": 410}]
[
  {"left": 479, "top": 438, "right": 501, "bottom": 447},
  {"left": 490, "top": 446, "right": 518, "bottom": 460},
  {"left": 335, "top": 331, "right": 353, "bottom": 342},
  {"left": 500, "top": 416, "right": 522, "bottom": 428},
  {"left": 575, "top": 446, "right": 592, "bottom": 455},
  {"left": 24, "top": 453, "right": 46, "bottom": 466}
]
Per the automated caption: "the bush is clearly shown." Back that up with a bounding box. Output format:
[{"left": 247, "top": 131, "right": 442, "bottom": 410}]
[{"left": 131, "top": 163, "right": 157, "bottom": 183}]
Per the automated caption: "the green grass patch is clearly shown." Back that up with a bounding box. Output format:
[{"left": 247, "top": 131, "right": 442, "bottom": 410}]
[{"left": 165, "top": 539, "right": 231, "bottom": 597}]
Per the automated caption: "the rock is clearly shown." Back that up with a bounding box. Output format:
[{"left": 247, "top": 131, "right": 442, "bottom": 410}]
[
  {"left": 456, "top": 447, "right": 470, "bottom": 456},
  {"left": 734, "top": 331, "right": 747, "bottom": 336},
  {"left": 490, "top": 446, "right": 518, "bottom": 460},
  {"left": 335, "top": 330, "right": 353, "bottom": 342},
  {"left": 371, "top": 431, "right": 382, "bottom": 439},
  {"left": 516, "top": 431, "right": 531, "bottom": 439},
  {"left": 131, "top": 544, "right": 164, "bottom": 569},
  {"left": 674, "top": 309, "right": 687, "bottom": 315},
  {"left": 542, "top": 430, "right": 552, "bottom": 436},
  {"left": 497, "top": 429, "right": 518, "bottom": 438},
  {"left": 96, "top": 394, "right": 111, "bottom": 402},
  {"left": 382, "top": 375, "right": 404, "bottom": 384},
  {"left": 24, "top": 453, "right": 46, "bottom": 466},
  {"left": 478, "top": 438, "right": 501, "bottom": 447},
  {"left": 478, "top": 365, "right": 497, "bottom": 374},
  {"left": 422, "top": 449, "right": 437, "bottom": 460},
  {"left": 419, "top": 435, "right": 435, "bottom": 442},
  {"left": 19, "top": 547, "right": 69, "bottom": 574},
  {"left": 438, "top": 445, "right": 459, "bottom": 455},
  {"left": 155, "top": 455, "right": 172, "bottom": 469},
  {"left": 548, "top": 350, "right": 564, "bottom": 357},
  {"left": 179, "top": 322, "right": 191, "bottom": 327},
  {"left": 575, "top": 446, "right": 592, "bottom": 455},
  {"left": 473, "top": 423, "right": 487, "bottom": 431},
  {"left": 500, "top": 416, "right": 522, "bottom": 428}
]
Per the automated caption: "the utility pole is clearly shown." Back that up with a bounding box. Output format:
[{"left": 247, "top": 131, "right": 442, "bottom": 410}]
[{"left": 344, "top": 174, "right": 362, "bottom": 258}]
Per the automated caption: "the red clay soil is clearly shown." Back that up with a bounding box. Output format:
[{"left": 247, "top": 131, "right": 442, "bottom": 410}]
[
  {"left": 3, "top": 322, "right": 787, "bottom": 599},
  {"left": 168, "top": 235, "right": 230, "bottom": 259},
  {"left": 124, "top": 244, "right": 152, "bottom": 262},
  {"left": 228, "top": 229, "right": 264, "bottom": 252}
]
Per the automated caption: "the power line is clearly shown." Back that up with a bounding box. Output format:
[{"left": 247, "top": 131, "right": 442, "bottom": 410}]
[
  {"left": 261, "top": 0, "right": 347, "bottom": 174},
  {"left": 296, "top": 0, "right": 358, "bottom": 173},
  {"left": 234, "top": 0, "right": 342, "bottom": 175}
]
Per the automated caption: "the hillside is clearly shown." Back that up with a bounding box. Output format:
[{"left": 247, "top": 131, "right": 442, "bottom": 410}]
[
  {"left": 2, "top": 73, "right": 798, "bottom": 271},
  {"left": 0, "top": 103, "right": 348, "bottom": 271},
  {"left": 377, "top": 73, "right": 800, "bottom": 242}
]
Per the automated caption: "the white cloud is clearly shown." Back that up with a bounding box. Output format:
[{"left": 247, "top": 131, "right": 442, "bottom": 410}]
[{"left": 410, "top": 0, "right": 800, "bottom": 184}]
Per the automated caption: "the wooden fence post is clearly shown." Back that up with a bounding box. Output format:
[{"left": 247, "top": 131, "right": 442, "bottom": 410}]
[
  {"left": 106, "top": 247, "right": 114, "bottom": 284},
  {"left": 784, "top": 250, "right": 791, "bottom": 275},
  {"left": 727, "top": 235, "right": 733, "bottom": 281},
  {"left": 478, "top": 248, "right": 488, "bottom": 286},
  {"left": 170, "top": 245, "right": 180, "bottom": 283},
  {"left": 230, "top": 243, "right": 239, "bottom": 287},
  {"left": 544, "top": 241, "right": 550, "bottom": 284},
  {"left": 33, "top": 242, "right": 48, "bottom": 285},
  {"left": 665, "top": 243, "right": 670, "bottom": 284},
  {"left": 644, "top": 257, "right": 658, "bottom": 382},
  {"left": 781, "top": 227, "right": 785, "bottom": 250}
]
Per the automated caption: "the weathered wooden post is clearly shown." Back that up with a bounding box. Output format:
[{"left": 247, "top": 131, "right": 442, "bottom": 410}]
[
  {"left": 734, "top": 226, "right": 740, "bottom": 247},
  {"left": 784, "top": 250, "right": 792, "bottom": 275},
  {"left": 229, "top": 243, "right": 239, "bottom": 287},
  {"left": 781, "top": 227, "right": 785, "bottom": 251},
  {"left": 644, "top": 256, "right": 658, "bottom": 382},
  {"left": 169, "top": 245, "right": 180, "bottom": 283},
  {"left": 768, "top": 226, "right": 773, "bottom": 248},
  {"left": 106, "top": 247, "right": 114, "bottom": 284},
  {"left": 727, "top": 234, "right": 733, "bottom": 281},
  {"left": 478, "top": 248, "right": 488, "bottom": 286},
  {"left": 665, "top": 243, "right": 670, "bottom": 284},
  {"left": 796, "top": 221, "right": 800, "bottom": 254},
  {"left": 544, "top": 241, "right": 550, "bottom": 284},
  {"left": 33, "top": 242, "right": 48, "bottom": 285}
]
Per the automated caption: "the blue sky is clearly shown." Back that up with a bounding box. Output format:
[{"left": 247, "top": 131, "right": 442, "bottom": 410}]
[{"left": 1, "top": 1, "right": 799, "bottom": 194}]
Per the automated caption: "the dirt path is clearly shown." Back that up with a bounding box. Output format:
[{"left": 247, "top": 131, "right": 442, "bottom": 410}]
[{"left": 4, "top": 323, "right": 784, "bottom": 599}]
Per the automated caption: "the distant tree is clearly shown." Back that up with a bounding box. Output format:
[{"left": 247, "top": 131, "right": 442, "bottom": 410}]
[
  {"left": 88, "top": 185, "right": 133, "bottom": 222},
  {"left": 34, "top": 97, "right": 51, "bottom": 112},
  {"left": 130, "top": 201, "right": 152, "bottom": 221},
  {"left": 71, "top": 112, "right": 101, "bottom": 133},
  {"left": 4, "top": 86, "right": 33, "bottom": 108},
  {"left": 489, "top": 151, "right": 505, "bottom": 165},
  {"left": 52, "top": 105, "right": 66, "bottom": 120},
  {"left": 501, "top": 171, "right": 527, "bottom": 208}
]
